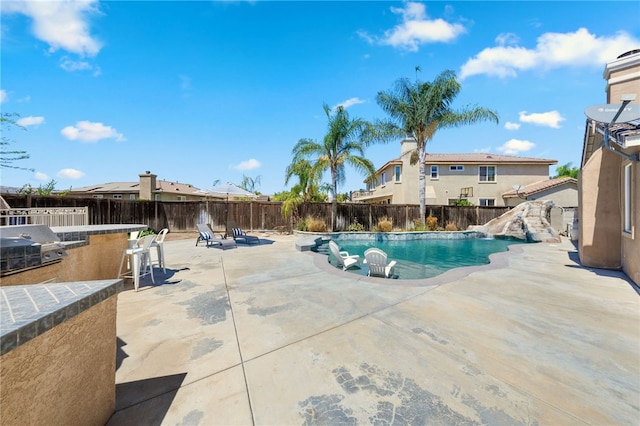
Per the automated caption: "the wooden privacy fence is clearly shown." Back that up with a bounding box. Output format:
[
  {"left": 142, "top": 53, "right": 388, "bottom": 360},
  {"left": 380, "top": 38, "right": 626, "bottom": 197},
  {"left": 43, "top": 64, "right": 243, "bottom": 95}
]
[{"left": 1, "top": 195, "right": 510, "bottom": 233}]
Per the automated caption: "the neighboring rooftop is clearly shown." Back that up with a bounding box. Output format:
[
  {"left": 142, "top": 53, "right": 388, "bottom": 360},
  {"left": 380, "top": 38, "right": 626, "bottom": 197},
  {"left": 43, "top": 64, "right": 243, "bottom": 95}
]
[
  {"left": 424, "top": 153, "right": 557, "bottom": 165},
  {"left": 502, "top": 177, "right": 577, "bottom": 198}
]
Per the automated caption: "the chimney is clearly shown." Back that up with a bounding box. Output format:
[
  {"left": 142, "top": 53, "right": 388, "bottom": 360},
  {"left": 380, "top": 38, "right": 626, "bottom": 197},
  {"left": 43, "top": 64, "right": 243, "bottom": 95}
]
[
  {"left": 400, "top": 136, "right": 417, "bottom": 156},
  {"left": 139, "top": 171, "right": 157, "bottom": 200}
]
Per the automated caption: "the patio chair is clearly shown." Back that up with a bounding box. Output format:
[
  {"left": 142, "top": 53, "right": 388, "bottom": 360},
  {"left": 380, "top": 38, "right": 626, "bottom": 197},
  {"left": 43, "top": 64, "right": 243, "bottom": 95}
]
[
  {"left": 150, "top": 228, "right": 169, "bottom": 273},
  {"left": 196, "top": 223, "right": 237, "bottom": 250},
  {"left": 118, "top": 234, "right": 156, "bottom": 291},
  {"left": 231, "top": 227, "right": 260, "bottom": 245},
  {"left": 364, "top": 247, "right": 397, "bottom": 278},
  {"left": 328, "top": 240, "right": 360, "bottom": 271}
]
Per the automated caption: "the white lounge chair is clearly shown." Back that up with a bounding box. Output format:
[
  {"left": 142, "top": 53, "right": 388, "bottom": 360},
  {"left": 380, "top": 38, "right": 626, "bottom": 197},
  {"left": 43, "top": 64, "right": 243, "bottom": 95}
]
[
  {"left": 328, "top": 240, "right": 360, "bottom": 270},
  {"left": 364, "top": 247, "right": 397, "bottom": 278},
  {"left": 196, "top": 224, "right": 237, "bottom": 250}
]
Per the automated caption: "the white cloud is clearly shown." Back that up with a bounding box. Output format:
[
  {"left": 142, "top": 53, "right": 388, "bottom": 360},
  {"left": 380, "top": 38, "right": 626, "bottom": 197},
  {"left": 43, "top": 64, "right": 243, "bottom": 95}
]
[
  {"left": 495, "top": 32, "right": 520, "bottom": 46},
  {"left": 0, "top": 90, "right": 7, "bottom": 103},
  {"left": 34, "top": 172, "right": 49, "bottom": 181},
  {"left": 57, "top": 168, "right": 85, "bottom": 179},
  {"left": 2, "top": 0, "right": 103, "bottom": 57},
  {"left": 460, "top": 28, "right": 640, "bottom": 79},
  {"left": 233, "top": 159, "right": 261, "bottom": 171},
  {"left": 519, "top": 110, "right": 565, "bottom": 128},
  {"left": 61, "top": 121, "right": 125, "bottom": 142},
  {"left": 334, "top": 97, "right": 366, "bottom": 110},
  {"left": 504, "top": 121, "right": 521, "bottom": 130},
  {"left": 498, "top": 139, "right": 535, "bottom": 155},
  {"left": 360, "top": 2, "right": 466, "bottom": 52},
  {"left": 16, "top": 116, "right": 44, "bottom": 127}
]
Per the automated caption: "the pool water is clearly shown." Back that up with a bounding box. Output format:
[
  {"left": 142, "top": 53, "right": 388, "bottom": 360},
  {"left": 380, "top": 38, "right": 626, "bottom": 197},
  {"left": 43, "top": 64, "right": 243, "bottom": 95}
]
[{"left": 325, "top": 237, "right": 526, "bottom": 279}]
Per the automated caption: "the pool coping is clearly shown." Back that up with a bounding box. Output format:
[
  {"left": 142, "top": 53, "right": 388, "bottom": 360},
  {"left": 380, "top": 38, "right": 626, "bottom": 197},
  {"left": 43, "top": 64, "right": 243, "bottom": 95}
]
[{"left": 309, "top": 241, "right": 528, "bottom": 288}]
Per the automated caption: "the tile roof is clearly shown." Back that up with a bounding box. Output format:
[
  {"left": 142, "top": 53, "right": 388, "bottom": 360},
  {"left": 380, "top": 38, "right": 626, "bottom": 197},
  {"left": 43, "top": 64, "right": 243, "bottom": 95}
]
[
  {"left": 502, "top": 177, "right": 577, "bottom": 197},
  {"left": 424, "top": 153, "right": 557, "bottom": 164},
  {"left": 67, "top": 180, "right": 203, "bottom": 195}
]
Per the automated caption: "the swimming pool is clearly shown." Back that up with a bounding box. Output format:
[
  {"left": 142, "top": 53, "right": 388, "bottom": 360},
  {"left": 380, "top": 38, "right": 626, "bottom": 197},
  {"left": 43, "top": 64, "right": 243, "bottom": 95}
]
[{"left": 323, "top": 235, "right": 526, "bottom": 279}]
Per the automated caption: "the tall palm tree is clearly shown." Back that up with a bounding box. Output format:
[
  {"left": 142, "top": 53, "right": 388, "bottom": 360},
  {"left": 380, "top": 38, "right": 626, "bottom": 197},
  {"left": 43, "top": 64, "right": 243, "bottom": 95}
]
[
  {"left": 291, "top": 104, "right": 378, "bottom": 230},
  {"left": 376, "top": 69, "right": 499, "bottom": 226}
]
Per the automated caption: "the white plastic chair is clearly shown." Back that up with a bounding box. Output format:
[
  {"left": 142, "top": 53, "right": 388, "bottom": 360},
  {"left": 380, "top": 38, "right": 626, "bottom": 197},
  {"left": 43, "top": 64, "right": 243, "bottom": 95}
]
[
  {"left": 364, "top": 247, "right": 397, "bottom": 278},
  {"left": 118, "top": 234, "right": 156, "bottom": 291},
  {"left": 150, "top": 228, "right": 169, "bottom": 274},
  {"left": 328, "top": 240, "right": 360, "bottom": 270}
]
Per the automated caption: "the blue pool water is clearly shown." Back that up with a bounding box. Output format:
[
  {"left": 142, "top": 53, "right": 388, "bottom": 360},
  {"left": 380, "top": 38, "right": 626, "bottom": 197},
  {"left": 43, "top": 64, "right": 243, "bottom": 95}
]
[{"left": 325, "top": 237, "right": 526, "bottom": 279}]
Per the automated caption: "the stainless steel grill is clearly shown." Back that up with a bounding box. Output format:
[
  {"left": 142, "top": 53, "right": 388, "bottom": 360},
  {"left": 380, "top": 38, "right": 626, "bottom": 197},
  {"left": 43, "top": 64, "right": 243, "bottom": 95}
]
[{"left": 0, "top": 224, "right": 67, "bottom": 275}]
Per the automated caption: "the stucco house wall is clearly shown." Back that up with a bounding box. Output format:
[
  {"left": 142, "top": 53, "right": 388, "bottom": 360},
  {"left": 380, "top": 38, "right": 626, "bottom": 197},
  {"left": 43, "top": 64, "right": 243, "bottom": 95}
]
[
  {"left": 504, "top": 183, "right": 578, "bottom": 208},
  {"left": 579, "top": 49, "right": 639, "bottom": 285},
  {"left": 427, "top": 163, "right": 550, "bottom": 206}
]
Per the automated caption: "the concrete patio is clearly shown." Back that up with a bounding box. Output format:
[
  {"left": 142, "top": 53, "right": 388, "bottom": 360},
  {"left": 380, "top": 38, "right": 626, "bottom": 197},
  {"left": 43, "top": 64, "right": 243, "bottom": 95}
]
[{"left": 107, "top": 233, "right": 639, "bottom": 425}]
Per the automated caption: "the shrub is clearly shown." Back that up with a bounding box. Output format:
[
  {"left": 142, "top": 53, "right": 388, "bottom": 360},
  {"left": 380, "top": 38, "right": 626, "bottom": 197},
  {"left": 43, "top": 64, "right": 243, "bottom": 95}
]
[
  {"left": 376, "top": 216, "right": 393, "bottom": 232},
  {"left": 306, "top": 216, "right": 327, "bottom": 232},
  {"left": 411, "top": 218, "right": 428, "bottom": 231},
  {"left": 426, "top": 215, "right": 438, "bottom": 231},
  {"left": 445, "top": 222, "right": 458, "bottom": 231},
  {"left": 450, "top": 199, "right": 474, "bottom": 206},
  {"left": 295, "top": 217, "right": 308, "bottom": 231},
  {"left": 347, "top": 222, "right": 365, "bottom": 232}
]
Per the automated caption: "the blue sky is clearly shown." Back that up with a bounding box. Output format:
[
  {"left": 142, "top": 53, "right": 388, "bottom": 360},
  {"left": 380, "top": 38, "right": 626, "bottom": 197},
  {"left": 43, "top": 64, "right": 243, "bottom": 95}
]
[{"left": 2, "top": 1, "right": 639, "bottom": 195}]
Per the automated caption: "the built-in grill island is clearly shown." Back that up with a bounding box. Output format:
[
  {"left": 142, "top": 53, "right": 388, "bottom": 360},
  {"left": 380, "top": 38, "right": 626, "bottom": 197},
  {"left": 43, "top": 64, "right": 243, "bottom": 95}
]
[{"left": 0, "top": 224, "right": 67, "bottom": 276}]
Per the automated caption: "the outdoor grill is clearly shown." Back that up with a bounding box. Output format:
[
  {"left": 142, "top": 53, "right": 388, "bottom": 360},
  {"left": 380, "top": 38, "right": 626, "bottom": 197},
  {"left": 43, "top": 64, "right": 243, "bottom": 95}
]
[{"left": 0, "top": 224, "right": 67, "bottom": 275}]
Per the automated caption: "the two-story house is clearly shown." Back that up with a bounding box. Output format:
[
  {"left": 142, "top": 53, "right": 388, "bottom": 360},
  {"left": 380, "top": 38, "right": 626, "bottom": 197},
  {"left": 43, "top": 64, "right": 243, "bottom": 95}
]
[
  {"left": 353, "top": 137, "right": 559, "bottom": 207},
  {"left": 580, "top": 49, "right": 639, "bottom": 285}
]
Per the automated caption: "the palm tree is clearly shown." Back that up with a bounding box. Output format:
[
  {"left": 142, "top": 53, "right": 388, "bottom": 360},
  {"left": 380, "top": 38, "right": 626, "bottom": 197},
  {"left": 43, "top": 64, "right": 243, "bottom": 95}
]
[
  {"left": 240, "top": 175, "right": 261, "bottom": 194},
  {"left": 555, "top": 162, "right": 579, "bottom": 179},
  {"left": 276, "top": 159, "right": 325, "bottom": 222},
  {"left": 285, "top": 159, "right": 323, "bottom": 203},
  {"left": 376, "top": 69, "right": 499, "bottom": 226},
  {"left": 291, "top": 104, "right": 378, "bottom": 230}
]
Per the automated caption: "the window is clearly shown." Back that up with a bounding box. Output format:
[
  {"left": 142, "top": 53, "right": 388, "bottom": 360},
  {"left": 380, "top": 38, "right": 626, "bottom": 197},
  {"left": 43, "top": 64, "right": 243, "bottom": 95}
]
[
  {"left": 113, "top": 194, "right": 123, "bottom": 199},
  {"left": 479, "top": 198, "right": 496, "bottom": 207},
  {"left": 450, "top": 165, "right": 464, "bottom": 171},
  {"left": 394, "top": 165, "right": 401, "bottom": 182},
  {"left": 129, "top": 194, "right": 136, "bottom": 200},
  {"left": 154, "top": 194, "right": 161, "bottom": 201},
  {"left": 381, "top": 172, "right": 387, "bottom": 186},
  {"left": 92, "top": 194, "right": 104, "bottom": 199},
  {"left": 624, "top": 163, "right": 632, "bottom": 233},
  {"left": 430, "top": 165, "right": 439, "bottom": 180},
  {"left": 479, "top": 166, "right": 496, "bottom": 182},
  {"left": 177, "top": 195, "right": 186, "bottom": 201}
]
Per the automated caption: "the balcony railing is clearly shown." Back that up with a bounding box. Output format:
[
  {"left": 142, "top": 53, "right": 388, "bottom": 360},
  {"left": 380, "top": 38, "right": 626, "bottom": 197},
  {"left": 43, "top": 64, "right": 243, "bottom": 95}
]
[{"left": 0, "top": 207, "right": 89, "bottom": 227}]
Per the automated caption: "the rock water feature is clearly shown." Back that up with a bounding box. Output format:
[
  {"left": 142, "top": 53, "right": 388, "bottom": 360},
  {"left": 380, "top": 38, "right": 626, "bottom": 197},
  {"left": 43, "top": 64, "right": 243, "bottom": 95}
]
[{"left": 470, "top": 200, "right": 561, "bottom": 243}]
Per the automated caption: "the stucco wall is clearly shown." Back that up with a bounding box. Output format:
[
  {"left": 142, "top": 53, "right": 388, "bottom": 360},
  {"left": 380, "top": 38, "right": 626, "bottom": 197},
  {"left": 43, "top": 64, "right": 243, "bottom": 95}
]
[
  {"left": 520, "top": 185, "right": 578, "bottom": 207},
  {"left": 579, "top": 148, "right": 623, "bottom": 268},
  {"left": 426, "top": 164, "right": 550, "bottom": 206},
  {"left": 1, "top": 233, "right": 129, "bottom": 286},
  {"left": 0, "top": 296, "right": 117, "bottom": 426},
  {"left": 621, "top": 161, "right": 639, "bottom": 284}
]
